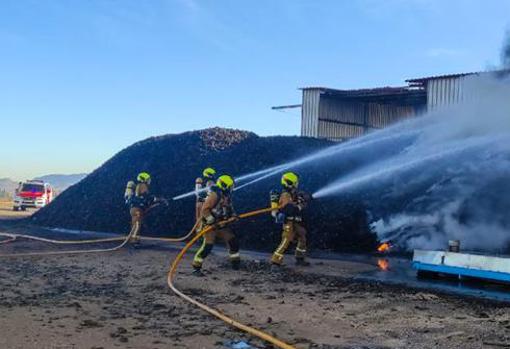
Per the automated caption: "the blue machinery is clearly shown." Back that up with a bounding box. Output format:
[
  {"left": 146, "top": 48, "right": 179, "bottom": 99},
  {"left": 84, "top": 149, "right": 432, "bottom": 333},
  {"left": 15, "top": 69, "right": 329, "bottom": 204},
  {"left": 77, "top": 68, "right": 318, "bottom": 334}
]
[{"left": 412, "top": 250, "right": 510, "bottom": 284}]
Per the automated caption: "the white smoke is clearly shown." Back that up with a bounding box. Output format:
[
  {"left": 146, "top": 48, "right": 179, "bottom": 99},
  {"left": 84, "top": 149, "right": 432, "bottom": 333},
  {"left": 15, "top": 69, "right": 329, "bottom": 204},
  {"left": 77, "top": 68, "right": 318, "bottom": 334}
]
[
  {"left": 503, "top": 30, "right": 510, "bottom": 68},
  {"left": 314, "top": 75, "right": 510, "bottom": 252}
]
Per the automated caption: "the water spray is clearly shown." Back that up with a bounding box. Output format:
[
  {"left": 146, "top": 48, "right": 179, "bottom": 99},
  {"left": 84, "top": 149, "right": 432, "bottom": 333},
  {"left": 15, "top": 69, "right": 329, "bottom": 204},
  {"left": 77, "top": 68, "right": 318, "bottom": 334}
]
[
  {"left": 172, "top": 125, "right": 424, "bottom": 201},
  {"left": 312, "top": 135, "right": 501, "bottom": 198}
]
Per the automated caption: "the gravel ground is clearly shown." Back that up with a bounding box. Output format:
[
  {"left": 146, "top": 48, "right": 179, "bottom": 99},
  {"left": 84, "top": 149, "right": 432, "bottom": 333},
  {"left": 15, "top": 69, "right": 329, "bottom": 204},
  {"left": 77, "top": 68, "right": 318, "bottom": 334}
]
[{"left": 0, "top": 224, "right": 509, "bottom": 349}]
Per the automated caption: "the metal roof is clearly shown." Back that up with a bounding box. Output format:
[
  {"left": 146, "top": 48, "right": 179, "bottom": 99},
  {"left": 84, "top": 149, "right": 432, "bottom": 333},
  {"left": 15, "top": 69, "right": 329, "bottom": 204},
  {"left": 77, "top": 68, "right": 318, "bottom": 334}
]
[
  {"left": 406, "top": 72, "right": 479, "bottom": 84},
  {"left": 300, "top": 86, "right": 419, "bottom": 95},
  {"left": 302, "top": 69, "right": 510, "bottom": 92},
  {"left": 300, "top": 86, "right": 426, "bottom": 105},
  {"left": 406, "top": 69, "right": 510, "bottom": 84}
]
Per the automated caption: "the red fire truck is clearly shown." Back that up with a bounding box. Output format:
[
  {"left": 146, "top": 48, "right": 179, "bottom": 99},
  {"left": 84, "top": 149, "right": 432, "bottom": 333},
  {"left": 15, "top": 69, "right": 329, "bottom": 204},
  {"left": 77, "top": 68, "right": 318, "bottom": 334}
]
[{"left": 13, "top": 180, "right": 54, "bottom": 211}]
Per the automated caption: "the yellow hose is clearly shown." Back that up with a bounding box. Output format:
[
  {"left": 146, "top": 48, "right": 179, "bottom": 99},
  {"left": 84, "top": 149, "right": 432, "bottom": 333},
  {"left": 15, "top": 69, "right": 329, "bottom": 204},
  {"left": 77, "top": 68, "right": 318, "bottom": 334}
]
[
  {"left": 0, "top": 218, "right": 199, "bottom": 246},
  {"left": 0, "top": 222, "right": 139, "bottom": 258},
  {"left": 167, "top": 208, "right": 296, "bottom": 349}
]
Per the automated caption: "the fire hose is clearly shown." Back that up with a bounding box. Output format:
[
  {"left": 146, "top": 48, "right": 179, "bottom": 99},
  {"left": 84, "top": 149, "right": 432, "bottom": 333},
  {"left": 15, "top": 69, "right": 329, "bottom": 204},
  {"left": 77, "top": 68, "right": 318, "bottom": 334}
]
[
  {"left": 0, "top": 222, "right": 197, "bottom": 246},
  {"left": 0, "top": 218, "right": 199, "bottom": 257},
  {"left": 167, "top": 207, "right": 296, "bottom": 349},
  {"left": 0, "top": 231, "right": 125, "bottom": 245},
  {"left": 1, "top": 206, "right": 296, "bottom": 347},
  {"left": 0, "top": 203, "right": 199, "bottom": 247},
  {"left": 0, "top": 234, "right": 17, "bottom": 244},
  {"left": 0, "top": 222, "right": 139, "bottom": 258}
]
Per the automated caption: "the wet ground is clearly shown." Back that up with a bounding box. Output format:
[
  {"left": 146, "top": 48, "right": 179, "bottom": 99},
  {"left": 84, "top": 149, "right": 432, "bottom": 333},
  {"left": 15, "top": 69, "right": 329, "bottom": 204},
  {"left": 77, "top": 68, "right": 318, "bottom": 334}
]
[
  {"left": 1, "top": 221, "right": 510, "bottom": 348},
  {"left": 312, "top": 252, "right": 510, "bottom": 303}
]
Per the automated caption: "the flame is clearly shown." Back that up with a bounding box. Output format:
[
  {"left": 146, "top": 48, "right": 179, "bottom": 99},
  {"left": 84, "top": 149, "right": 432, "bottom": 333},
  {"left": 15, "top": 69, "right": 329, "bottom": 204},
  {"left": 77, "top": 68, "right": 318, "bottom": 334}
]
[
  {"left": 377, "top": 242, "right": 391, "bottom": 253},
  {"left": 377, "top": 258, "right": 390, "bottom": 271}
]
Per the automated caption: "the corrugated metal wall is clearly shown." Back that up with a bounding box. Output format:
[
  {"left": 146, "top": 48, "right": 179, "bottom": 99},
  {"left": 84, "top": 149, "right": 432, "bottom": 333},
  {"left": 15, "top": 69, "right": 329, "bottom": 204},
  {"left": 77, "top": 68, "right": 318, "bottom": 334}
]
[
  {"left": 427, "top": 76, "right": 466, "bottom": 110},
  {"left": 318, "top": 120, "right": 365, "bottom": 141},
  {"left": 316, "top": 96, "right": 416, "bottom": 141},
  {"left": 367, "top": 103, "right": 415, "bottom": 128},
  {"left": 301, "top": 89, "right": 321, "bottom": 138}
]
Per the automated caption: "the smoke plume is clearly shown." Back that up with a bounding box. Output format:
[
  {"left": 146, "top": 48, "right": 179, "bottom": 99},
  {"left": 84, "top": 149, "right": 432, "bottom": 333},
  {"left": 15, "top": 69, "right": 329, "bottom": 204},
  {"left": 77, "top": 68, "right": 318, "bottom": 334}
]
[
  {"left": 313, "top": 76, "right": 510, "bottom": 252},
  {"left": 503, "top": 30, "right": 510, "bottom": 68}
]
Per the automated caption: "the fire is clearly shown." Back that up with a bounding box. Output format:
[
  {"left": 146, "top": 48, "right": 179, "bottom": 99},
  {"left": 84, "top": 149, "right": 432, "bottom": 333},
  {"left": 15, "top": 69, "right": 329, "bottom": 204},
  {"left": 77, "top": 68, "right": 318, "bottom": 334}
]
[
  {"left": 377, "top": 258, "right": 390, "bottom": 271},
  {"left": 377, "top": 242, "right": 391, "bottom": 253}
]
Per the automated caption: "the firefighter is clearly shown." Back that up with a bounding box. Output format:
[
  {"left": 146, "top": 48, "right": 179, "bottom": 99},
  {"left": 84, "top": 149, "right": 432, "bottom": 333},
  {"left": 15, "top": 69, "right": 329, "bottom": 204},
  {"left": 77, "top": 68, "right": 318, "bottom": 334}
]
[
  {"left": 195, "top": 167, "right": 216, "bottom": 222},
  {"left": 192, "top": 174, "right": 239, "bottom": 276},
  {"left": 270, "top": 172, "right": 311, "bottom": 267},
  {"left": 125, "top": 172, "right": 161, "bottom": 243}
]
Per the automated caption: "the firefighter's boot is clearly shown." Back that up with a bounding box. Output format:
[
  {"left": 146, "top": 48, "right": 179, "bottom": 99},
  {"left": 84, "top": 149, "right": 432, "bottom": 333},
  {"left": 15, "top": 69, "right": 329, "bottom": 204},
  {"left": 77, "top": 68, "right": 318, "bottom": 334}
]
[
  {"left": 227, "top": 236, "right": 241, "bottom": 270},
  {"left": 192, "top": 267, "right": 205, "bottom": 277},
  {"left": 295, "top": 258, "right": 311, "bottom": 267}
]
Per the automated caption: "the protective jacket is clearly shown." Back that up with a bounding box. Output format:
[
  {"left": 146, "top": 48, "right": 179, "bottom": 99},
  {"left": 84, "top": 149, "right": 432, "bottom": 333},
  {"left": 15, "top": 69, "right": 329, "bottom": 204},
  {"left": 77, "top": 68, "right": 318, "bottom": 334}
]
[
  {"left": 202, "top": 186, "right": 234, "bottom": 222},
  {"left": 279, "top": 188, "right": 306, "bottom": 223},
  {"left": 130, "top": 182, "right": 156, "bottom": 209},
  {"left": 193, "top": 185, "right": 239, "bottom": 272}
]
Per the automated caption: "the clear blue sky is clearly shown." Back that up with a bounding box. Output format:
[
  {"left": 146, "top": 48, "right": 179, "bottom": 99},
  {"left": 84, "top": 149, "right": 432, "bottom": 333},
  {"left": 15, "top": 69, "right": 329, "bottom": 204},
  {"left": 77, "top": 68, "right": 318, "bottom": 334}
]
[{"left": 1, "top": 0, "right": 509, "bottom": 180}]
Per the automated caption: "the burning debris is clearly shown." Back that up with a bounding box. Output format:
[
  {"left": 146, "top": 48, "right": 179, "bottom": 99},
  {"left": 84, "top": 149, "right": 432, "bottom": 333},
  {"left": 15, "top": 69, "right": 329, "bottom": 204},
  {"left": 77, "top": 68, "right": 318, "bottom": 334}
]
[
  {"left": 377, "top": 258, "right": 390, "bottom": 271},
  {"left": 377, "top": 241, "right": 392, "bottom": 253}
]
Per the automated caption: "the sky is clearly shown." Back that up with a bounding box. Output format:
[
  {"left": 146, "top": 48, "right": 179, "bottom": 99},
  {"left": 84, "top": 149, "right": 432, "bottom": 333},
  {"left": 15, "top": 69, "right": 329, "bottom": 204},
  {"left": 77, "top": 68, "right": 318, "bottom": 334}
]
[{"left": 1, "top": 0, "right": 509, "bottom": 180}]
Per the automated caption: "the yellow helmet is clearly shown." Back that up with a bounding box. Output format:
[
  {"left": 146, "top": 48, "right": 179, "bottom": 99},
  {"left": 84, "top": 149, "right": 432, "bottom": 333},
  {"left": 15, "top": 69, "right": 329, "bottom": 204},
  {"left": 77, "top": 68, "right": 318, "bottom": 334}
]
[
  {"left": 217, "top": 175, "right": 235, "bottom": 191},
  {"left": 203, "top": 167, "right": 216, "bottom": 179},
  {"left": 137, "top": 172, "right": 151, "bottom": 184},
  {"left": 281, "top": 172, "right": 299, "bottom": 188}
]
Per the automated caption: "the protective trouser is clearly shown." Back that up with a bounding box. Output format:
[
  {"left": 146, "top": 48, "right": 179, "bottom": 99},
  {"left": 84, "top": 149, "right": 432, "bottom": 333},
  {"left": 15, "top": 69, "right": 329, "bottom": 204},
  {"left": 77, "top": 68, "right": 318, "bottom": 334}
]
[
  {"left": 192, "top": 227, "right": 240, "bottom": 270},
  {"left": 195, "top": 201, "right": 204, "bottom": 222},
  {"left": 129, "top": 207, "right": 144, "bottom": 242},
  {"left": 271, "top": 222, "right": 307, "bottom": 265}
]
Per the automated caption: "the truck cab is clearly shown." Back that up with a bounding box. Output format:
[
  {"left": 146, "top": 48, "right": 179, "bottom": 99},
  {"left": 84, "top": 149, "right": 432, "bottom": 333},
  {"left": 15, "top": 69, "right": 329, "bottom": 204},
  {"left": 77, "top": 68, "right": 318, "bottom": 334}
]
[{"left": 13, "top": 180, "right": 54, "bottom": 211}]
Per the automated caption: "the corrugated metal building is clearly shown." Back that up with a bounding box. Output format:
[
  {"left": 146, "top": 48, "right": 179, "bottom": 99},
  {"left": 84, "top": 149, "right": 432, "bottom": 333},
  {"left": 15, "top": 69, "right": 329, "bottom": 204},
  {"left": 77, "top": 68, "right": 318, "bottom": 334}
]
[
  {"left": 301, "top": 86, "right": 426, "bottom": 141},
  {"left": 406, "top": 72, "right": 477, "bottom": 111},
  {"left": 300, "top": 70, "right": 509, "bottom": 141}
]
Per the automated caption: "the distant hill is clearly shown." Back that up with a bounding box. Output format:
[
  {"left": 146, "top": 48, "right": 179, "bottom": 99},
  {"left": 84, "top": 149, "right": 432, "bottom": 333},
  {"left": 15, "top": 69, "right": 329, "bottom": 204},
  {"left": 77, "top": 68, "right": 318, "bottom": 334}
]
[
  {"left": 0, "top": 178, "right": 18, "bottom": 198},
  {"left": 35, "top": 173, "right": 87, "bottom": 193}
]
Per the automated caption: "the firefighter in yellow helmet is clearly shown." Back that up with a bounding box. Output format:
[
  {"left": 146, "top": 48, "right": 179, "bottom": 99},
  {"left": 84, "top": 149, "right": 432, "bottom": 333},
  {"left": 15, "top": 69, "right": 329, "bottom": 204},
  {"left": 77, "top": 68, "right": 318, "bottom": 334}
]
[
  {"left": 124, "top": 172, "right": 162, "bottom": 243},
  {"left": 195, "top": 167, "right": 216, "bottom": 222},
  {"left": 192, "top": 174, "right": 239, "bottom": 276},
  {"left": 270, "top": 172, "right": 311, "bottom": 266}
]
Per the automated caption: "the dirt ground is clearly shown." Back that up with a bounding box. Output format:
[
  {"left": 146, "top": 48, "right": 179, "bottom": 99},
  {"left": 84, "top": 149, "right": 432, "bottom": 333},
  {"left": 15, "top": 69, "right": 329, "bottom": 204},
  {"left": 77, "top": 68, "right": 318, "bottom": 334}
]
[
  {"left": 0, "top": 199, "right": 35, "bottom": 220},
  {"left": 0, "top": 222, "right": 509, "bottom": 349}
]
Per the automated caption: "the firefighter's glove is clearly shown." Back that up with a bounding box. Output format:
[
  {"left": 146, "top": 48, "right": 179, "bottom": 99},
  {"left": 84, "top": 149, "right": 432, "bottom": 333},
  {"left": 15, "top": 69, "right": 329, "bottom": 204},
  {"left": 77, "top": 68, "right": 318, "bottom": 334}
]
[
  {"left": 298, "top": 192, "right": 312, "bottom": 204},
  {"left": 276, "top": 212, "right": 286, "bottom": 224},
  {"left": 204, "top": 214, "right": 216, "bottom": 225}
]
